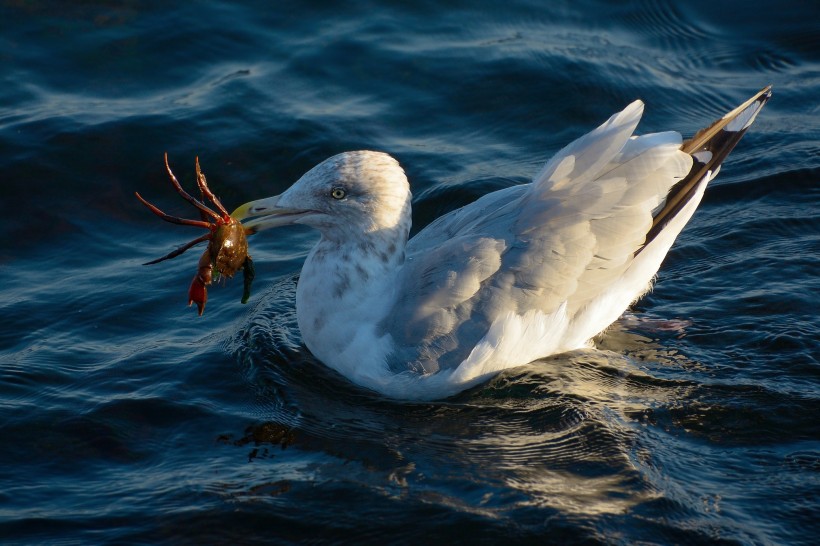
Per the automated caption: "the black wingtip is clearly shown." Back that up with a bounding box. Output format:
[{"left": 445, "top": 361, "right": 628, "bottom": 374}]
[{"left": 639, "top": 87, "right": 772, "bottom": 253}]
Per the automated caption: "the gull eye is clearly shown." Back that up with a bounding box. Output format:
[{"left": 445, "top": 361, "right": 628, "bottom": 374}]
[{"left": 330, "top": 187, "right": 346, "bottom": 200}]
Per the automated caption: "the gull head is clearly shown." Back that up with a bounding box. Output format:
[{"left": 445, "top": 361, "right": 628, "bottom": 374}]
[{"left": 232, "top": 151, "right": 412, "bottom": 242}]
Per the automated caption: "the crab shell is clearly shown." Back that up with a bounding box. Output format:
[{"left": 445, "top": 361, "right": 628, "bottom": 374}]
[{"left": 211, "top": 221, "right": 248, "bottom": 278}]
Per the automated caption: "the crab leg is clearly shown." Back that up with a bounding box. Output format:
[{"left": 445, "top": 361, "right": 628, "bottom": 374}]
[
  {"left": 134, "top": 191, "right": 213, "bottom": 229},
  {"left": 143, "top": 232, "right": 211, "bottom": 265},
  {"left": 195, "top": 166, "right": 210, "bottom": 224},
  {"left": 164, "top": 153, "right": 223, "bottom": 223},
  {"left": 195, "top": 157, "right": 232, "bottom": 220}
]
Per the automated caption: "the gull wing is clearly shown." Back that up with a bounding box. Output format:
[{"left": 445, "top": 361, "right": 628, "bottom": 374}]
[{"left": 383, "top": 88, "right": 771, "bottom": 374}]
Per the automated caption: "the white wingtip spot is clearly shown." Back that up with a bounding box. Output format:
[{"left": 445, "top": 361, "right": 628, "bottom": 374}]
[
  {"left": 725, "top": 101, "right": 763, "bottom": 132},
  {"left": 693, "top": 150, "right": 713, "bottom": 163}
]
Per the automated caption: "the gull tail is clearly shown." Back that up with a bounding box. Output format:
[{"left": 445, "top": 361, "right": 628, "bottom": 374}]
[{"left": 642, "top": 85, "right": 772, "bottom": 248}]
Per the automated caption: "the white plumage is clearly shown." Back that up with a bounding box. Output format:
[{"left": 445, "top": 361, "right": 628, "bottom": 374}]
[{"left": 233, "top": 87, "right": 771, "bottom": 400}]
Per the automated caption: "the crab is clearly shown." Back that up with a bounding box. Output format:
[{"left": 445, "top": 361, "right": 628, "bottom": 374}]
[{"left": 135, "top": 154, "right": 255, "bottom": 316}]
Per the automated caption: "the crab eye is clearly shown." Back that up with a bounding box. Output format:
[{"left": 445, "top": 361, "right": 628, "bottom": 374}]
[{"left": 330, "top": 187, "right": 346, "bottom": 200}]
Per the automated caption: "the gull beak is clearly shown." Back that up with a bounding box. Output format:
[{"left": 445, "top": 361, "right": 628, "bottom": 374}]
[{"left": 231, "top": 195, "right": 312, "bottom": 232}]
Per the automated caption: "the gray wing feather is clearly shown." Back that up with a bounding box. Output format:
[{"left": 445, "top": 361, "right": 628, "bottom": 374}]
[{"left": 383, "top": 100, "right": 693, "bottom": 372}]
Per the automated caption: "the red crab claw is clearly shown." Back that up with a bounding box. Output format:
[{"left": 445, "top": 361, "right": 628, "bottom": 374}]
[
  {"left": 188, "top": 276, "right": 208, "bottom": 316},
  {"left": 188, "top": 249, "right": 213, "bottom": 316}
]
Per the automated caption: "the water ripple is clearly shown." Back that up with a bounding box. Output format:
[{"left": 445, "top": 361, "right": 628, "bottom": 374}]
[{"left": 1, "top": 1, "right": 818, "bottom": 544}]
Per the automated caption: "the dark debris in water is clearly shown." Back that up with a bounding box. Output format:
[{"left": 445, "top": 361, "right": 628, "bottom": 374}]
[{"left": 217, "top": 421, "right": 295, "bottom": 463}]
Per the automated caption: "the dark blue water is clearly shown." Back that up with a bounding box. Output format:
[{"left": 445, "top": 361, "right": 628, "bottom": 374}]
[{"left": 1, "top": 1, "right": 818, "bottom": 544}]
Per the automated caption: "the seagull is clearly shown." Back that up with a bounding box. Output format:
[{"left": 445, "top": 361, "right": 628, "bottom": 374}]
[{"left": 232, "top": 86, "right": 771, "bottom": 400}]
